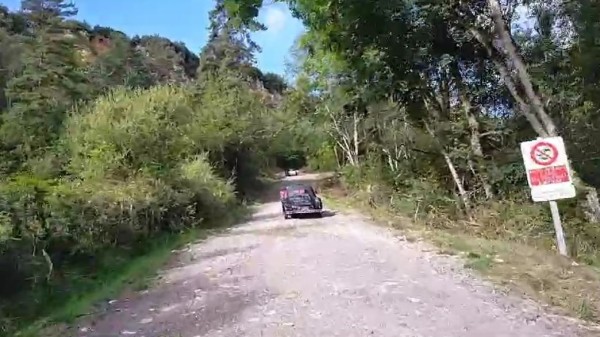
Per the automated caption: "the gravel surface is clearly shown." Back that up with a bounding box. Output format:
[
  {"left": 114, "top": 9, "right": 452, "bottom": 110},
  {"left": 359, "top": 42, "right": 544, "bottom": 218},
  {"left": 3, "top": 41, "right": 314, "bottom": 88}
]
[{"left": 75, "top": 174, "right": 596, "bottom": 337}]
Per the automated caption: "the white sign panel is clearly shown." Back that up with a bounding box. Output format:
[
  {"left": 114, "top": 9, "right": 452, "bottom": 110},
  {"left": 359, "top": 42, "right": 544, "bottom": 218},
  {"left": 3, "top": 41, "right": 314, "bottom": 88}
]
[{"left": 520, "top": 136, "right": 576, "bottom": 202}]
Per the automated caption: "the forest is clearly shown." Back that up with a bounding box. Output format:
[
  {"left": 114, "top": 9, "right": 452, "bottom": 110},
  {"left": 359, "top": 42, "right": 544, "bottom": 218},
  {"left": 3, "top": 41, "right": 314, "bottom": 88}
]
[{"left": 1, "top": 0, "right": 600, "bottom": 334}]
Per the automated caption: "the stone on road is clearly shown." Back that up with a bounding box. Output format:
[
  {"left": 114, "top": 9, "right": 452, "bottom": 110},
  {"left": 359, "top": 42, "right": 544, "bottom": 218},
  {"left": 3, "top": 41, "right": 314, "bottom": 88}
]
[{"left": 76, "top": 174, "right": 593, "bottom": 337}]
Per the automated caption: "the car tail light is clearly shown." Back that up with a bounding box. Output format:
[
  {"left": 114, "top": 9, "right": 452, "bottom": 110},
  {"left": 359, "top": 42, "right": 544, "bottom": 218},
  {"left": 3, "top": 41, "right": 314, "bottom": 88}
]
[{"left": 279, "top": 190, "right": 288, "bottom": 198}]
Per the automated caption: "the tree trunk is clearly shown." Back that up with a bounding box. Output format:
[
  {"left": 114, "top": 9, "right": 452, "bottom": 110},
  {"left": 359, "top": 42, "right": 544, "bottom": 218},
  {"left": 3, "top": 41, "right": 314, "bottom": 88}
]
[
  {"left": 42, "top": 248, "right": 53, "bottom": 282},
  {"left": 352, "top": 110, "right": 360, "bottom": 165},
  {"left": 474, "top": 3, "right": 600, "bottom": 222},
  {"left": 424, "top": 120, "right": 472, "bottom": 216},
  {"left": 487, "top": 0, "right": 558, "bottom": 136},
  {"left": 327, "top": 105, "right": 359, "bottom": 166},
  {"left": 382, "top": 148, "right": 398, "bottom": 172},
  {"left": 453, "top": 66, "right": 495, "bottom": 199},
  {"left": 333, "top": 144, "right": 342, "bottom": 168},
  {"left": 331, "top": 135, "right": 356, "bottom": 166},
  {"left": 443, "top": 151, "right": 472, "bottom": 215},
  {"left": 469, "top": 27, "right": 549, "bottom": 136},
  {"left": 585, "top": 189, "right": 600, "bottom": 223}
]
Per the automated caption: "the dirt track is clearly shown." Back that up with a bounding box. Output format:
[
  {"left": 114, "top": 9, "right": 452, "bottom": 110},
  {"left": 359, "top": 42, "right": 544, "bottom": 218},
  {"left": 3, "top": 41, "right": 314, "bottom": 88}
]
[{"left": 75, "top": 173, "right": 595, "bottom": 337}]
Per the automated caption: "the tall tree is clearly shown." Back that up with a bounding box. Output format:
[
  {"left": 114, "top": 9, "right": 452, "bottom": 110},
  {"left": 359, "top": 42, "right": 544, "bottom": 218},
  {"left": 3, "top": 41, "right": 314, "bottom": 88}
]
[
  {"left": 1, "top": 0, "right": 87, "bottom": 167},
  {"left": 199, "top": 0, "right": 262, "bottom": 79}
]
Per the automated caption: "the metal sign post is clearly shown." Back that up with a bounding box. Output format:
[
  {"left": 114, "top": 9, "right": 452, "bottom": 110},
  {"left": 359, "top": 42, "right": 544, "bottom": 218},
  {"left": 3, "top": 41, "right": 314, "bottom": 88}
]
[
  {"left": 520, "top": 137, "right": 575, "bottom": 256},
  {"left": 548, "top": 200, "right": 568, "bottom": 256}
]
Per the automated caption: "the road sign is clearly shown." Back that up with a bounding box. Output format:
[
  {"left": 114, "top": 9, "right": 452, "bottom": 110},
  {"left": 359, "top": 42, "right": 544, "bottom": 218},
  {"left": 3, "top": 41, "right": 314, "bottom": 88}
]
[
  {"left": 520, "top": 137, "right": 576, "bottom": 202},
  {"left": 530, "top": 141, "right": 558, "bottom": 166},
  {"left": 521, "top": 136, "right": 574, "bottom": 256}
]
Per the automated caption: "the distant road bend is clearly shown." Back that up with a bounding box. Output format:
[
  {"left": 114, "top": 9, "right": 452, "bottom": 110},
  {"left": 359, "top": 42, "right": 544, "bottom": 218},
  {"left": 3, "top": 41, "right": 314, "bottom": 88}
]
[{"left": 77, "top": 172, "right": 593, "bottom": 337}]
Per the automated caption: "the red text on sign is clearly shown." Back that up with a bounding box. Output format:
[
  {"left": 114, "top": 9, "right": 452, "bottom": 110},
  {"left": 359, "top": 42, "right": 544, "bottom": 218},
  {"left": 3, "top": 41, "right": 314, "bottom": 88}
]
[{"left": 528, "top": 165, "right": 570, "bottom": 186}]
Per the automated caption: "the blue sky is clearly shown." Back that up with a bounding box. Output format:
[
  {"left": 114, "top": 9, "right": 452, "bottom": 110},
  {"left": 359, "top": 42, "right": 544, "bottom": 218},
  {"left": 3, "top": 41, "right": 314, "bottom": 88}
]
[{"left": 2, "top": 0, "right": 305, "bottom": 76}]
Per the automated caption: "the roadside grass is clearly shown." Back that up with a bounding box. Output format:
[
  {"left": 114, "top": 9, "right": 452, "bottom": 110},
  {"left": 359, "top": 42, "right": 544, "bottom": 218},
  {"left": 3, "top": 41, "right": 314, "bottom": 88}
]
[
  {"left": 12, "top": 207, "right": 251, "bottom": 337},
  {"left": 427, "top": 231, "right": 600, "bottom": 323},
  {"left": 320, "top": 184, "right": 600, "bottom": 326}
]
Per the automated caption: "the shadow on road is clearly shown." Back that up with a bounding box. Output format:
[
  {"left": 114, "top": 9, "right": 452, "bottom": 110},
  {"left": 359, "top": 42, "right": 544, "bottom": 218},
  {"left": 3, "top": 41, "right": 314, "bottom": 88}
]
[
  {"left": 291, "top": 210, "right": 337, "bottom": 219},
  {"left": 322, "top": 210, "right": 336, "bottom": 218},
  {"left": 245, "top": 209, "right": 336, "bottom": 224}
]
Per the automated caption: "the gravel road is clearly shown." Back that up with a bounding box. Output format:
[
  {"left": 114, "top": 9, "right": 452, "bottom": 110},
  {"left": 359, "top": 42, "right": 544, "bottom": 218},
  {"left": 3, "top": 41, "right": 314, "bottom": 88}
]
[{"left": 76, "top": 173, "right": 596, "bottom": 337}]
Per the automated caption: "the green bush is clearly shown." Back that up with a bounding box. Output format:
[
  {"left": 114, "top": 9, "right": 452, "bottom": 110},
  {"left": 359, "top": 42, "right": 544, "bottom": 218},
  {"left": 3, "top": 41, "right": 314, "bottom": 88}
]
[
  {"left": 55, "top": 85, "right": 240, "bottom": 246},
  {"left": 65, "top": 85, "right": 195, "bottom": 180},
  {"left": 308, "top": 143, "right": 338, "bottom": 171},
  {"left": 175, "top": 154, "right": 236, "bottom": 218},
  {"left": 0, "top": 84, "right": 255, "bottom": 332},
  {"left": 0, "top": 174, "right": 53, "bottom": 247}
]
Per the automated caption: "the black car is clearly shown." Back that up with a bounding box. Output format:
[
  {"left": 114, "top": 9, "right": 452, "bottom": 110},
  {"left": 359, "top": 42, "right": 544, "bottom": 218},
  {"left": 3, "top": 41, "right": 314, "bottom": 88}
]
[{"left": 279, "top": 184, "right": 323, "bottom": 219}]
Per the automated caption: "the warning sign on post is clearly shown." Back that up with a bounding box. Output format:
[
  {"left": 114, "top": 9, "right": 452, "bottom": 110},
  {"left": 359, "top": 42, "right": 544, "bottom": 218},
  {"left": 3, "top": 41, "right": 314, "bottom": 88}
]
[{"left": 520, "top": 137, "right": 576, "bottom": 202}]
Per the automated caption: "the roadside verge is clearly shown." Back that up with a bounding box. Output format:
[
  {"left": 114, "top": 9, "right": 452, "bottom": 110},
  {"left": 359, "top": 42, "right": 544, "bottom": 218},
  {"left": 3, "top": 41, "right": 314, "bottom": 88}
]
[
  {"left": 318, "top": 176, "right": 600, "bottom": 331},
  {"left": 14, "top": 208, "right": 254, "bottom": 337}
]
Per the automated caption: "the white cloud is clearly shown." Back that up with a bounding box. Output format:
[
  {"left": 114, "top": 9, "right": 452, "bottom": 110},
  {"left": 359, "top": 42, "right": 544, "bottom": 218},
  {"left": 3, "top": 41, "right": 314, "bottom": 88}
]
[
  {"left": 251, "top": 3, "right": 305, "bottom": 75},
  {"left": 263, "top": 6, "right": 287, "bottom": 33}
]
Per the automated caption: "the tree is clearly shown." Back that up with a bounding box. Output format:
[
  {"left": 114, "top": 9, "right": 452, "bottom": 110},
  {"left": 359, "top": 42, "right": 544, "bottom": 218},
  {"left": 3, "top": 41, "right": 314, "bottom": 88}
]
[
  {"left": 225, "top": 0, "right": 600, "bottom": 221},
  {"left": 1, "top": 0, "right": 87, "bottom": 167}
]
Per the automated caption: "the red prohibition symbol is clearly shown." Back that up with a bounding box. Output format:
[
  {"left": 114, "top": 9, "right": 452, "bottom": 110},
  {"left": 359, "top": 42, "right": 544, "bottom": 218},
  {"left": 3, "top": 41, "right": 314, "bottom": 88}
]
[{"left": 530, "top": 141, "right": 558, "bottom": 166}]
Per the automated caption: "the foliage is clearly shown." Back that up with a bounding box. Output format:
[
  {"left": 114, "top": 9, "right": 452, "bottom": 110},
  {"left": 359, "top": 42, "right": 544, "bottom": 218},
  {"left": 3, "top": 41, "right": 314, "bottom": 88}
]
[
  {"left": 227, "top": 0, "right": 600, "bottom": 320},
  {"left": 0, "top": 1, "right": 303, "bottom": 334},
  {"left": 4, "top": 0, "right": 600, "bottom": 330}
]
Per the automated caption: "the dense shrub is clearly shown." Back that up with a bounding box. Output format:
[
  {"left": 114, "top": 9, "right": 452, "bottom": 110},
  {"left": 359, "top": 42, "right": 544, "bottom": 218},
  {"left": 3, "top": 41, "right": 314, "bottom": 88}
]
[
  {"left": 65, "top": 85, "right": 195, "bottom": 180},
  {"left": 307, "top": 143, "right": 338, "bottom": 171},
  {"left": 0, "top": 83, "right": 263, "bottom": 332}
]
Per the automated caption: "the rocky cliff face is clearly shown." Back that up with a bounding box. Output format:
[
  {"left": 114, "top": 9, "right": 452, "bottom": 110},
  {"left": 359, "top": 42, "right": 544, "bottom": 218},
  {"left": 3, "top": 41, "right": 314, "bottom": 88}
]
[{"left": 69, "top": 25, "right": 200, "bottom": 84}]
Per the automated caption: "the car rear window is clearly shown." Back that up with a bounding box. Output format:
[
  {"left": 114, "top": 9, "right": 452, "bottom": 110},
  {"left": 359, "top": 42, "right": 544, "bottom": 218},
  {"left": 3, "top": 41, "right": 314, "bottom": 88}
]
[
  {"left": 288, "top": 188, "right": 307, "bottom": 196},
  {"left": 280, "top": 186, "right": 313, "bottom": 198}
]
